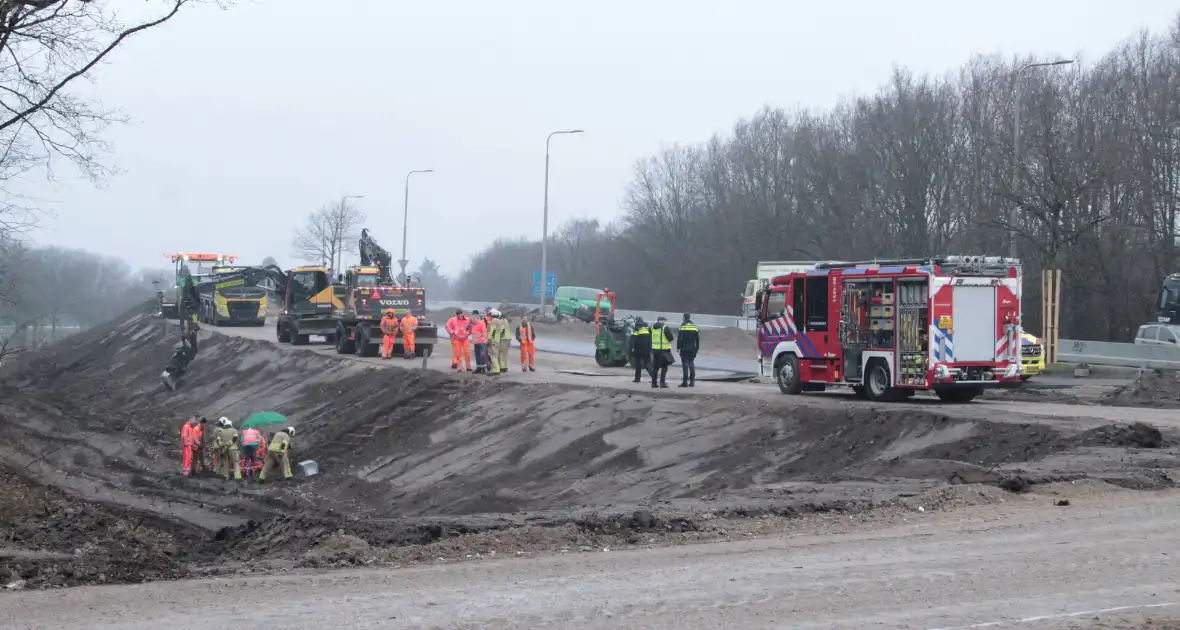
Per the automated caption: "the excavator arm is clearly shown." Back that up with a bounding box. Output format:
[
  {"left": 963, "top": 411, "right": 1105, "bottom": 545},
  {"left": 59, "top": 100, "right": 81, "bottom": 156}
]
[{"left": 358, "top": 229, "right": 393, "bottom": 283}]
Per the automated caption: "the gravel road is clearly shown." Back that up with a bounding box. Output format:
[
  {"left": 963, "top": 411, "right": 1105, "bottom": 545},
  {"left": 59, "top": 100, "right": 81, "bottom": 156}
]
[{"left": 5, "top": 487, "right": 1177, "bottom": 629}]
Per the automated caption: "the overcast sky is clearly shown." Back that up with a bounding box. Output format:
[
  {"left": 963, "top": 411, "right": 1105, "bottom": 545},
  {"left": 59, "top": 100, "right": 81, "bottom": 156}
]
[{"left": 20, "top": 0, "right": 1180, "bottom": 279}]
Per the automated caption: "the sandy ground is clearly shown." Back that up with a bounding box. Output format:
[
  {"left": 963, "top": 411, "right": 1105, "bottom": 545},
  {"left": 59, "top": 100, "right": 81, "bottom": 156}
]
[
  {"left": 4, "top": 482, "right": 1178, "bottom": 629},
  {"left": 0, "top": 301, "right": 1178, "bottom": 629}
]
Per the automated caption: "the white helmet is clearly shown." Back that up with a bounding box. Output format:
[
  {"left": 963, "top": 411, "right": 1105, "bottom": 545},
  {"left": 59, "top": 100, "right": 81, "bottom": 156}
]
[
  {"left": 219, "top": 417, "right": 231, "bottom": 427},
  {"left": 286, "top": 426, "right": 296, "bottom": 437},
  {"left": 489, "top": 309, "right": 502, "bottom": 318}
]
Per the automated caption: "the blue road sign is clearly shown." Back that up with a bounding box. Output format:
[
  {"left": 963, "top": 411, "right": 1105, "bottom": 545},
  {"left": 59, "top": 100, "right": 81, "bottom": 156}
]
[{"left": 533, "top": 271, "right": 557, "bottom": 298}]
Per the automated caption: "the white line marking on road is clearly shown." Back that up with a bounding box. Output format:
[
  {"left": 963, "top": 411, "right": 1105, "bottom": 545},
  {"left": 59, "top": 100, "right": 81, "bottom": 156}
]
[{"left": 928, "top": 602, "right": 1178, "bottom": 629}]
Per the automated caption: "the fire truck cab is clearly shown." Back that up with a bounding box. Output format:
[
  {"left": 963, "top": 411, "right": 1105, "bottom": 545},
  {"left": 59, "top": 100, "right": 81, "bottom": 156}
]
[{"left": 756, "top": 256, "right": 1023, "bottom": 403}]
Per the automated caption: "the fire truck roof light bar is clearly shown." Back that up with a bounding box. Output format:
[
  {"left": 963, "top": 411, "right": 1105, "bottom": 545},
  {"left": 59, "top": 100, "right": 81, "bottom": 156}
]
[{"left": 814, "top": 255, "right": 1021, "bottom": 270}]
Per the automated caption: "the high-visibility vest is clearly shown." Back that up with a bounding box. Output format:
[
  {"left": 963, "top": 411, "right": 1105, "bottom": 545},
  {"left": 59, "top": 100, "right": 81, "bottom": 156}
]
[
  {"left": 181, "top": 423, "right": 197, "bottom": 447},
  {"left": 380, "top": 316, "right": 399, "bottom": 335},
  {"left": 680, "top": 323, "right": 699, "bottom": 333},
  {"left": 400, "top": 315, "right": 418, "bottom": 333},
  {"left": 632, "top": 327, "right": 650, "bottom": 339},
  {"left": 518, "top": 324, "right": 534, "bottom": 342},
  {"left": 469, "top": 320, "right": 487, "bottom": 344},
  {"left": 651, "top": 325, "right": 671, "bottom": 351},
  {"left": 241, "top": 428, "right": 262, "bottom": 446}
]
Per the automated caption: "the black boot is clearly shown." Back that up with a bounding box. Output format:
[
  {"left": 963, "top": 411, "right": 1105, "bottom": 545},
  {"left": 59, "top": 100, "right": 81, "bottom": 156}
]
[
  {"left": 689, "top": 380, "right": 695, "bottom": 387},
  {"left": 660, "top": 381, "right": 669, "bottom": 388},
  {"left": 651, "top": 382, "right": 658, "bottom": 388},
  {"left": 678, "top": 381, "right": 688, "bottom": 388}
]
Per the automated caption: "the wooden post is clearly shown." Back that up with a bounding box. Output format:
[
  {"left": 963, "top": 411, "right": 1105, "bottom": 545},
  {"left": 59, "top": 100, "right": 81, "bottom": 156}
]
[{"left": 1041, "top": 269, "right": 1062, "bottom": 364}]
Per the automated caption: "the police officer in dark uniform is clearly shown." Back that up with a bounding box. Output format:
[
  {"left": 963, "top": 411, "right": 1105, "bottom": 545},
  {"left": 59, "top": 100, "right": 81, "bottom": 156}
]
[
  {"left": 630, "top": 318, "right": 652, "bottom": 383},
  {"left": 677, "top": 313, "right": 700, "bottom": 387}
]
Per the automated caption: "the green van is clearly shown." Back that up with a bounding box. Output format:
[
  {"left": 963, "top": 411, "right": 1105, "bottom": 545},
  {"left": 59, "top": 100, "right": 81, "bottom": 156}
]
[{"left": 554, "top": 286, "right": 610, "bottom": 322}]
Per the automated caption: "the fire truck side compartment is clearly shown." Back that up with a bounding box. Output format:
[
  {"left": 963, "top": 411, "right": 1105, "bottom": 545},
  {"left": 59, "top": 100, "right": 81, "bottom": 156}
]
[{"left": 951, "top": 285, "right": 997, "bottom": 362}]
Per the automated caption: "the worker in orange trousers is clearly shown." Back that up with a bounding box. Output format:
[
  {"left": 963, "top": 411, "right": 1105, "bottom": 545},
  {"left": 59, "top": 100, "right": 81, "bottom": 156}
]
[
  {"left": 400, "top": 312, "right": 418, "bottom": 359},
  {"left": 180, "top": 416, "right": 200, "bottom": 476},
  {"left": 380, "top": 309, "right": 399, "bottom": 359},
  {"left": 445, "top": 310, "right": 472, "bottom": 371},
  {"left": 516, "top": 318, "right": 536, "bottom": 372}
]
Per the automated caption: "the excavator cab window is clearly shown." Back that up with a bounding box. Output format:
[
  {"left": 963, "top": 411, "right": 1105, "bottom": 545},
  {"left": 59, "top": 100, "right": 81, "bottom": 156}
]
[{"left": 353, "top": 273, "right": 380, "bottom": 288}]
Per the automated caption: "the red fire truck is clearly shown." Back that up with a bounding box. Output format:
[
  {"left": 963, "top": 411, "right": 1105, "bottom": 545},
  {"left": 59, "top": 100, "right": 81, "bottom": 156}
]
[{"left": 755, "top": 256, "right": 1023, "bottom": 403}]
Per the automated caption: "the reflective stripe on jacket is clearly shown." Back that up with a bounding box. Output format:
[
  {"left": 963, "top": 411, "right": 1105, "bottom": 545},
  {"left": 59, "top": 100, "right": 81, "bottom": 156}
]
[
  {"left": 380, "top": 316, "right": 399, "bottom": 335},
  {"left": 269, "top": 431, "right": 290, "bottom": 453},
  {"left": 446, "top": 316, "right": 470, "bottom": 340},
  {"left": 516, "top": 324, "right": 535, "bottom": 342},
  {"left": 400, "top": 315, "right": 418, "bottom": 333},
  {"left": 488, "top": 318, "right": 509, "bottom": 342}
]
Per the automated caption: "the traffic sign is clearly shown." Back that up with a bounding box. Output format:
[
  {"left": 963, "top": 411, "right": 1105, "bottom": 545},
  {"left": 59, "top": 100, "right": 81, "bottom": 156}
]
[{"left": 533, "top": 271, "right": 557, "bottom": 298}]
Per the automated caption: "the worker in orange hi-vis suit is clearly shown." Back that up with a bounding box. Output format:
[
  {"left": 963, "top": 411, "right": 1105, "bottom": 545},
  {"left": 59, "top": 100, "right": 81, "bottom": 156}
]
[
  {"left": 379, "top": 309, "right": 400, "bottom": 360},
  {"left": 399, "top": 311, "right": 419, "bottom": 359},
  {"left": 445, "top": 309, "right": 472, "bottom": 371},
  {"left": 180, "top": 416, "right": 199, "bottom": 476},
  {"left": 516, "top": 318, "right": 537, "bottom": 372}
]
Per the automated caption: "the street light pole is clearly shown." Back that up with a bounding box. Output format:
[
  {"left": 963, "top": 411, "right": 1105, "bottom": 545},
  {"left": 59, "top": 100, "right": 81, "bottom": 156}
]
[
  {"left": 401, "top": 169, "right": 434, "bottom": 283},
  {"left": 1009, "top": 59, "right": 1073, "bottom": 260},
  {"left": 540, "top": 129, "right": 583, "bottom": 316},
  {"left": 338, "top": 194, "right": 364, "bottom": 272}
]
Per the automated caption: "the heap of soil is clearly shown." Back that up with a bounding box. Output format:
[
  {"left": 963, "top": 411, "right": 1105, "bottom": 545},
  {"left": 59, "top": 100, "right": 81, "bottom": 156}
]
[
  {"left": 1101, "top": 370, "right": 1180, "bottom": 408},
  {"left": 2, "top": 299, "right": 1178, "bottom": 589},
  {"left": 0, "top": 467, "right": 205, "bottom": 588}
]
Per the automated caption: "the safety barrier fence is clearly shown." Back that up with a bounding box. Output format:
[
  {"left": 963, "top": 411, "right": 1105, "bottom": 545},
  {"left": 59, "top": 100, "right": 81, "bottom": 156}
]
[{"left": 1056, "top": 338, "right": 1180, "bottom": 370}]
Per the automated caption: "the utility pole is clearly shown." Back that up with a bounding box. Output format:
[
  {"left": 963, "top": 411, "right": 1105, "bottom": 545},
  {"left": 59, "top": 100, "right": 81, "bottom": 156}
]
[
  {"left": 540, "top": 129, "right": 583, "bottom": 316},
  {"left": 1009, "top": 59, "right": 1073, "bottom": 259},
  {"left": 401, "top": 169, "right": 434, "bottom": 283}
]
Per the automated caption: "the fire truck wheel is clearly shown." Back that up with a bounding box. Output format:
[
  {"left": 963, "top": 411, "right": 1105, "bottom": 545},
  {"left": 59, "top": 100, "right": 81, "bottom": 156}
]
[
  {"left": 865, "top": 360, "right": 899, "bottom": 402},
  {"left": 775, "top": 354, "right": 803, "bottom": 395},
  {"left": 934, "top": 387, "right": 981, "bottom": 403}
]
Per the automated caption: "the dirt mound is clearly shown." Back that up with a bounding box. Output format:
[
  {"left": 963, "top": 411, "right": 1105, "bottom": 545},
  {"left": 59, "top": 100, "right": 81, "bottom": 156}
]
[
  {"left": 1076, "top": 422, "right": 1166, "bottom": 449},
  {"left": 3, "top": 301, "right": 1179, "bottom": 588},
  {"left": 0, "top": 467, "right": 204, "bottom": 588},
  {"left": 1101, "top": 370, "right": 1180, "bottom": 408}
]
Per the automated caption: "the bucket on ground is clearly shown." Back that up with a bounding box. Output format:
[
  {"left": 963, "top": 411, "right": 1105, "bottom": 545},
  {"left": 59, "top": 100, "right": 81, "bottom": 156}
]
[{"left": 297, "top": 460, "right": 319, "bottom": 476}]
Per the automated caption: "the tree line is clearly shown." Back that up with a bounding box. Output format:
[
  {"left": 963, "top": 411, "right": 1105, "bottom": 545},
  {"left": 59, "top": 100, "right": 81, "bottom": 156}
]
[
  {"left": 454, "top": 18, "right": 1180, "bottom": 342},
  {"left": 289, "top": 199, "right": 454, "bottom": 300},
  {"left": 0, "top": 1, "right": 215, "bottom": 362}
]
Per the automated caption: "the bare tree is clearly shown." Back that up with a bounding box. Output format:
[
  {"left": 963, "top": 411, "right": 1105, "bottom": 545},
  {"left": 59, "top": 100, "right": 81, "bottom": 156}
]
[
  {"left": 453, "top": 14, "right": 1180, "bottom": 340},
  {"left": 291, "top": 198, "right": 367, "bottom": 273}
]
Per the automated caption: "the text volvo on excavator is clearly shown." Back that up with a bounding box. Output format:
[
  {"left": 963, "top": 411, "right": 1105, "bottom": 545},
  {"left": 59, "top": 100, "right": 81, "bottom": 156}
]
[{"left": 332, "top": 228, "right": 437, "bottom": 357}]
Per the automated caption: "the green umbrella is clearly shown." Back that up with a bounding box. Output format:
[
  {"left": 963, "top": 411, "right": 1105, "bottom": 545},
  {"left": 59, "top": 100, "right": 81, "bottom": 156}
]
[{"left": 240, "top": 411, "right": 289, "bottom": 431}]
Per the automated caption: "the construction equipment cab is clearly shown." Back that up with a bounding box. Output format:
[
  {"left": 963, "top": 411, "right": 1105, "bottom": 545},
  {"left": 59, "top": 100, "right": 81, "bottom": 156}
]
[
  {"left": 756, "top": 255, "right": 1023, "bottom": 403},
  {"left": 332, "top": 229, "right": 438, "bottom": 357},
  {"left": 197, "top": 264, "right": 283, "bottom": 327},
  {"left": 160, "top": 253, "right": 237, "bottom": 320},
  {"left": 742, "top": 261, "right": 819, "bottom": 318},
  {"left": 276, "top": 266, "right": 339, "bottom": 345}
]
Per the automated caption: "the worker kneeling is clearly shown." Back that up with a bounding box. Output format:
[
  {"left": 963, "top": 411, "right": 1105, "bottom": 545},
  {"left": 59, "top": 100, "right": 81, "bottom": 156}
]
[
  {"left": 259, "top": 426, "right": 295, "bottom": 482},
  {"left": 400, "top": 312, "right": 418, "bottom": 359},
  {"left": 212, "top": 417, "right": 242, "bottom": 480}
]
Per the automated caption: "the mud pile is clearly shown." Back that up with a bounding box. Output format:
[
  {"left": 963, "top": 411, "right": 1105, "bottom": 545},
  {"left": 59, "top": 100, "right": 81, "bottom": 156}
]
[
  {"left": 1102, "top": 369, "right": 1180, "bottom": 408},
  {"left": 2, "top": 301, "right": 1179, "bottom": 587}
]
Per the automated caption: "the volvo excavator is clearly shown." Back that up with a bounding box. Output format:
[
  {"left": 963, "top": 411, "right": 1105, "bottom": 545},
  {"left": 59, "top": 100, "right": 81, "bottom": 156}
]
[
  {"left": 331, "top": 228, "right": 437, "bottom": 357},
  {"left": 161, "top": 261, "right": 336, "bottom": 390}
]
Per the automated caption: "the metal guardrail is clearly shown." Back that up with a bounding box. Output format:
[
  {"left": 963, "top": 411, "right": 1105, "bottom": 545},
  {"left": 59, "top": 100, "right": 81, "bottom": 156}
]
[
  {"left": 432, "top": 300, "right": 749, "bottom": 330},
  {"left": 1057, "top": 338, "right": 1180, "bottom": 370}
]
